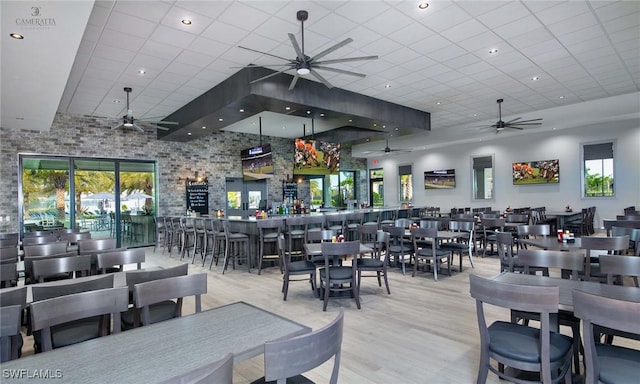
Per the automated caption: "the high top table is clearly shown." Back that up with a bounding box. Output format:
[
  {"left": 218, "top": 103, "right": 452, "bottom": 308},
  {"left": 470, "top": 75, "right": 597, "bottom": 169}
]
[{"left": 0, "top": 301, "right": 310, "bottom": 384}]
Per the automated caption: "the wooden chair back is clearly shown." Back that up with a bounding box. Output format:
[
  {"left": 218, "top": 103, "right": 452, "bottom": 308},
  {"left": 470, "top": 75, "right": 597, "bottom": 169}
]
[
  {"left": 96, "top": 248, "right": 145, "bottom": 273},
  {"left": 125, "top": 263, "right": 188, "bottom": 298},
  {"left": 22, "top": 235, "right": 58, "bottom": 246},
  {"left": 495, "top": 231, "right": 517, "bottom": 272},
  {"left": 24, "top": 251, "right": 77, "bottom": 285},
  {"left": 0, "top": 286, "right": 27, "bottom": 309},
  {"left": 30, "top": 287, "right": 129, "bottom": 351},
  {"left": 518, "top": 249, "right": 584, "bottom": 279},
  {"left": 0, "top": 305, "right": 23, "bottom": 362},
  {"left": 599, "top": 254, "right": 640, "bottom": 287},
  {"left": 77, "top": 238, "right": 117, "bottom": 254},
  {"left": 263, "top": 310, "right": 344, "bottom": 384},
  {"left": 31, "top": 274, "right": 115, "bottom": 302},
  {"left": 0, "top": 246, "right": 19, "bottom": 264},
  {"left": 59, "top": 231, "right": 92, "bottom": 245},
  {"left": 580, "top": 235, "right": 630, "bottom": 281},
  {"left": 32, "top": 254, "right": 92, "bottom": 283},
  {"left": 572, "top": 289, "right": 640, "bottom": 384},
  {"left": 23, "top": 241, "right": 68, "bottom": 257},
  {"left": 133, "top": 273, "right": 207, "bottom": 326},
  {"left": 0, "top": 236, "right": 18, "bottom": 248},
  {"left": 306, "top": 229, "right": 337, "bottom": 243}
]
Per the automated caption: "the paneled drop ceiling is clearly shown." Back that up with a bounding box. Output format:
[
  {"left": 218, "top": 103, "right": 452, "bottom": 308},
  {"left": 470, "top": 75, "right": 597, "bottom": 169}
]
[{"left": 1, "top": 1, "right": 639, "bottom": 152}]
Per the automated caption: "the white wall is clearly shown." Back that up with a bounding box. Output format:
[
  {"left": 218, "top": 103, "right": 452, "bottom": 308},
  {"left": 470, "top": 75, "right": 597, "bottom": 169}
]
[{"left": 368, "top": 118, "right": 640, "bottom": 230}]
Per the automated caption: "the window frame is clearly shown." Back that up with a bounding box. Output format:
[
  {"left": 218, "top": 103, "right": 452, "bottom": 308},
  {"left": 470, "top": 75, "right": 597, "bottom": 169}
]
[
  {"left": 398, "top": 164, "right": 413, "bottom": 203},
  {"left": 471, "top": 154, "right": 494, "bottom": 201},
  {"left": 581, "top": 140, "right": 615, "bottom": 198}
]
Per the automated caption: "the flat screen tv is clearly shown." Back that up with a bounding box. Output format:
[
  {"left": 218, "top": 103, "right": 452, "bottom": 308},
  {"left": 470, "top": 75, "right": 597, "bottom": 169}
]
[
  {"left": 512, "top": 159, "right": 559, "bottom": 185},
  {"left": 424, "top": 169, "right": 456, "bottom": 189},
  {"left": 241, "top": 143, "right": 274, "bottom": 181},
  {"left": 293, "top": 138, "right": 340, "bottom": 175}
]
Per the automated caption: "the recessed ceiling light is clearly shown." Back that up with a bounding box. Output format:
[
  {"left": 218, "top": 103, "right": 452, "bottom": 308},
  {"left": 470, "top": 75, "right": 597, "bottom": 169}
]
[
  {"left": 306, "top": 110, "right": 311, "bottom": 114},
  {"left": 418, "top": 2, "right": 429, "bottom": 10},
  {"left": 187, "top": 132, "right": 192, "bottom": 136},
  {"left": 552, "top": 127, "right": 557, "bottom": 130},
  {"left": 373, "top": 123, "right": 377, "bottom": 127},
  {"left": 559, "top": 95, "right": 565, "bottom": 99},
  {"left": 218, "top": 118, "right": 223, "bottom": 122},
  {"left": 181, "top": 19, "right": 192, "bottom": 25},
  {"left": 282, "top": 126, "right": 286, "bottom": 130},
  {"left": 489, "top": 48, "right": 498, "bottom": 54},
  {"left": 285, "top": 106, "right": 291, "bottom": 111},
  {"left": 202, "top": 126, "right": 206, "bottom": 129},
  {"left": 395, "top": 127, "right": 399, "bottom": 131},
  {"left": 10, "top": 33, "right": 24, "bottom": 39},
  {"left": 531, "top": 76, "right": 540, "bottom": 81},
  {"left": 384, "top": 84, "right": 391, "bottom": 89},
  {"left": 436, "top": 101, "right": 441, "bottom": 105},
  {"left": 239, "top": 109, "right": 244, "bottom": 112},
  {"left": 348, "top": 119, "right": 353, "bottom": 123},
  {"left": 320, "top": 113, "right": 325, "bottom": 117},
  {"left": 113, "top": 100, "right": 121, "bottom": 103},
  {"left": 16, "top": 117, "right": 24, "bottom": 120},
  {"left": 138, "top": 69, "right": 146, "bottom": 75},
  {"left": 473, "top": 113, "right": 478, "bottom": 117}
]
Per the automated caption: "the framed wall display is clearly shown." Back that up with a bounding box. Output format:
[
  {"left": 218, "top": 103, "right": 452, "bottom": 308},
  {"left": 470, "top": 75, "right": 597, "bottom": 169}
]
[{"left": 512, "top": 159, "right": 559, "bottom": 185}]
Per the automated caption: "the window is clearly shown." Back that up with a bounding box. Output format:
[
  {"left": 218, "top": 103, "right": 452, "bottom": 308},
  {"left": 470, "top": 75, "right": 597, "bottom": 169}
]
[
  {"left": 309, "top": 177, "right": 324, "bottom": 207},
  {"left": 328, "top": 171, "right": 356, "bottom": 207},
  {"left": 472, "top": 155, "right": 493, "bottom": 200},
  {"left": 583, "top": 142, "right": 614, "bottom": 197},
  {"left": 398, "top": 165, "right": 412, "bottom": 202},
  {"left": 369, "top": 169, "right": 384, "bottom": 207}
]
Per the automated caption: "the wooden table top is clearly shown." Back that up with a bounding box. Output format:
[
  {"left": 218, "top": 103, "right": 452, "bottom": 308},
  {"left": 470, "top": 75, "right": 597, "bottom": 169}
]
[
  {"left": 304, "top": 242, "right": 373, "bottom": 256},
  {"left": 518, "top": 237, "right": 582, "bottom": 250},
  {"left": 491, "top": 272, "right": 640, "bottom": 311},
  {"left": 0, "top": 301, "right": 311, "bottom": 384}
]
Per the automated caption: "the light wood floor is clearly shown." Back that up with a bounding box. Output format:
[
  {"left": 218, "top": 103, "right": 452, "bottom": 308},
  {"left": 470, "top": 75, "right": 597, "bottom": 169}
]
[{"left": 144, "top": 247, "right": 551, "bottom": 384}]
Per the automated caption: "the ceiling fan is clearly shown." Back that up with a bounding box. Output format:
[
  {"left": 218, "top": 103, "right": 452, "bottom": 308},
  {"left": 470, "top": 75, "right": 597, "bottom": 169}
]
[
  {"left": 110, "top": 87, "right": 178, "bottom": 133},
  {"left": 480, "top": 98, "right": 543, "bottom": 133},
  {"left": 363, "top": 138, "right": 412, "bottom": 155},
  {"left": 237, "top": 10, "right": 378, "bottom": 90}
]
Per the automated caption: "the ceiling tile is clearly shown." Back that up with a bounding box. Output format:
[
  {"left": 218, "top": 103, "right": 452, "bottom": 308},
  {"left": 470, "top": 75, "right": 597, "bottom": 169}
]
[
  {"left": 217, "top": 2, "right": 273, "bottom": 32},
  {"left": 476, "top": 1, "right": 532, "bottom": 29},
  {"left": 440, "top": 19, "right": 489, "bottom": 43},
  {"left": 138, "top": 39, "right": 183, "bottom": 60},
  {"left": 160, "top": 5, "right": 214, "bottom": 35},
  {"left": 535, "top": 1, "right": 591, "bottom": 25},
  {"left": 149, "top": 24, "right": 197, "bottom": 48},
  {"left": 113, "top": 1, "right": 172, "bottom": 23},
  {"left": 99, "top": 29, "right": 147, "bottom": 52},
  {"left": 105, "top": 11, "right": 158, "bottom": 39},
  {"left": 420, "top": 4, "right": 472, "bottom": 33}
]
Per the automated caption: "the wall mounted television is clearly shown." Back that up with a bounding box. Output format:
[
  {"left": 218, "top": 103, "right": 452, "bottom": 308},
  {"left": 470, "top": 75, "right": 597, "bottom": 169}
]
[
  {"left": 512, "top": 159, "right": 559, "bottom": 185},
  {"left": 241, "top": 143, "right": 274, "bottom": 181},
  {"left": 293, "top": 138, "right": 340, "bottom": 175},
  {"left": 424, "top": 169, "right": 456, "bottom": 189}
]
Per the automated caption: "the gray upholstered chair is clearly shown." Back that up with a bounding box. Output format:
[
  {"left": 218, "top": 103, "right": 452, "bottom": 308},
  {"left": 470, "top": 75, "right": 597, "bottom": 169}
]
[
  {"left": 469, "top": 274, "right": 573, "bottom": 384},
  {"left": 0, "top": 305, "right": 23, "bottom": 362},
  {"left": 357, "top": 228, "right": 390, "bottom": 294},
  {"left": 320, "top": 241, "right": 360, "bottom": 311},
  {"left": 573, "top": 289, "right": 640, "bottom": 384},
  {"left": 30, "top": 287, "right": 128, "bottom": 352},
  {"left": 122, "top": 263, "right": 189, "bottom": 329},
  {"left": 96, "top": 248, "right": 145, "bottom": 273},
  {"left": 160, "top": 353, "right": 234, "bottom": 384},
  {"left": 411, "top": 227, "right": 451, "bottom": 280},
  {"left": 133, "top": 273, "right": 207, "bottom": 326},
  {"left": 279, "top": 234, "right": 316, "bottom": 301},
  {"left": 251, "top": 310, "right": 344, "bottom": 384}
]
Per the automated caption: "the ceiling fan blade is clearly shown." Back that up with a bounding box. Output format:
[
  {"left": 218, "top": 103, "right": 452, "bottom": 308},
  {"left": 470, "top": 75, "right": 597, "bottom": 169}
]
[
  {"left": 288, "top": 33, "right": 304, "bottom": 61},
  {"left": 309, "top": 68, "right": 333, "bottom": 89},
  {"left": 313, "top": 55, "right": 379, "bottom": 65},
  {"left": 513, "top": 118, "right": 543, "bottom": 123},
  {"left": 250, "top": 67, "right": 291, "bottom": 84},
  {"left": 309, "top": 38, "right": 353, "bottom": 62},
  {"left": 505, "top": 126, "right": 524, "bottom": 130},
  {"left": 147, "top": 124, "right": 170, "bottom": 131},
  {"left": 313, "top": 65, "right": 366, "bottom": 78},
  {"left": 111, "top": 122, "right": 124, "bottom": 131},
  {"left": 288, "top": 74, "right": 300, "bottom": 90},
  {"left": 237, "top": 46, "right": 292, "bottom": 62},
  {"left": 505, "top": 117, "right": 522, "bottom": 124},
  {"left": 133, "top": 124, "right": 145, "bottom": 133},
  {"left": 508, "top": 122, "right": 543, "bottom": 126},
  {"left": 230, "top": 64, "right": 293, "bottom": 68}
]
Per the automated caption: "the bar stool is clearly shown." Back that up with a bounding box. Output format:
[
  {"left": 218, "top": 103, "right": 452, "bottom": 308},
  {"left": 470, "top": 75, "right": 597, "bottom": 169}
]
[
  {"left": 285, "top": 217, "right": 306, "bottom": 262},
  {"left": 169, "top": 217, "right": 183, "bottom": 257},
  {"left": 191, "top": 217, "right": 207, "bottom": 263},
  {"left": 344, "top": 212, "right": 364, "bottom": 241},
  {"left": 179, "top": 218, "right": 195, "bottom": 260},
  {"left": 218, "top": 220, "right": 250, "bottom": 274},
  {"left": 256, "top": 218, "right": 283, "bottom": 275},
  {"left": 153, "top": 216, "right": 166, "bottom": 252}
]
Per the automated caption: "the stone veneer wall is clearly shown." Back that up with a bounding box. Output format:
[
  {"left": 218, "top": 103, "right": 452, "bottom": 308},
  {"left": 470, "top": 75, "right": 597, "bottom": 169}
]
[{"left": 0, "top": 113, "right": 367, "bottom": 232}]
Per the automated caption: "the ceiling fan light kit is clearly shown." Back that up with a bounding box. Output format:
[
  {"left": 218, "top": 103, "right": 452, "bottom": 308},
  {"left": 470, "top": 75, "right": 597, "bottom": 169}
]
[{"left": 238, "top": 10, "right": 378, "bottom": 90}]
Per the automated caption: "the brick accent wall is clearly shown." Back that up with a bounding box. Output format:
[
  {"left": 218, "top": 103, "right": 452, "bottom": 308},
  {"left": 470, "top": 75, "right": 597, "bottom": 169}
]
[{"left": 0, "top": 113, "right": 366, "bottom": 232}]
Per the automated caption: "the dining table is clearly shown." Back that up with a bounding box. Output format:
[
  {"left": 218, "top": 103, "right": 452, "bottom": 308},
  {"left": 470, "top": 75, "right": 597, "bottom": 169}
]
[
  {"left": 303, "top": 242, "right": 373, "bottom": 264},
  {"left": 0, "top": 301, "right": 311, "bottom": 384},
  {"left": 546, "top": 211, "right": 582, "bottom": 231},
  {"left": 490, "top": 272, "right": 640, "bottom": 330},
  {"left": 518, "top": 237, "right": 582, "bottom": 251}
]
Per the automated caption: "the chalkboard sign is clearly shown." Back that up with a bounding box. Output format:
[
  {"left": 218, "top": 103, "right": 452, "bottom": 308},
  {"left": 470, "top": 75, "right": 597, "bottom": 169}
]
[
  {"left": 186, "top": 179, "right": 209, "bottom": 214},
  {"left": 283, "top": 181, "right": 298, "bottom": 200}
]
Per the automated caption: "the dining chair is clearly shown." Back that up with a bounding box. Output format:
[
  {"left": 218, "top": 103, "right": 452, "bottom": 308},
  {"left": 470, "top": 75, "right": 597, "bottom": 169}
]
[
  {"left": 304, "top": 214, "right": 326, "bottom": 242},
  {"left": 256, "top": 218, "right": 284, "bottom": 275},
  {"left": 344, "top": 211, "right": 364, "bottom": 241},
  {"left": 363, "top": 210, "right": 380, "bottom": 228},
  {"left": 22, "top": 234, "right": 58, "bottom": 246},
  {"left": 191, "top": 217, "right": 207, "bottom": 262},
  {"left": 279, "top": 234, "right": 316, "bottom": 301},
  {"left": 77, "top": 237, "right": 118, "bottom": 274},
  {"left": 517, "top": 224, "right": 551, "bottom": 249},
  {"left": 159, "top": 353, "right": 234, "bottom": 384},
  {"left": 411, "top": 227, "right": 451, "bottom": 280},
  {"left": 419, "top": 218, "right": 444, "bottom": 230},
  {"left": 32, "top": 254, "right": 92, "bottom": 283},
  {"left": 481, "top": 217, "right": 505, "bottom": 256},
  {"left": 133, "top": 273, "right": 207, "bottom": 326},
  {"left": 24, "top": 252, "right": 79, "bottom": 285},
  {"left": 517, "top": 249, "right": 586, "bottom": 374},
  {"left": 284, "top": 216, "right": 306, "bottom": 263},
  {"left": 59, "top": 231, "right": 92, "bottom": 249},
  {"left": 357, "top": 229, "right": 391, "bottom": 294},
  {"left": 153, "top": 216, "right": 166, "bottom": 253},
  {"left": 306, "top": 229, "right": 338, "bottom": 266},
  {"left": 573, "top": 289, "right": 640, "bottom": 384},
  {"left": 610, "top": 226, "right": 638, "bottom": 255},
  {"left": 379, "top": 209, "right": 396, "bottom": 227},
  {"left": 204, "top": 218, "right": 225, "bottom": 268},
  {"left": 496, "top": 231, "right": 522, "bottom": 273},
  {"left": 325, "top": 213, "right": 346, "bottom": 234},
  {"left": 441, "top": 219, "right": 476, "bottom": 271},
  {"left": 30, "top": 286, "right": 128, "bottom": 352},
  {"left": 469, "top": 274, "right": 573, "bottom": 384},
  {"left": 319, "top": 241, "right": 361, "bottom": 311},
  {"left": 96, "top": 248, "right": 145, "bottom": 274},
  {"left": 0, "top": 287, "right": 27, "bottom": 361},
  {"left": 0, "top": 305, "right": 23, "bottom": 362},
  {"left": 0, "top": 245, "right": 19, "bottom": 265},
  {"left": 251, "top": 310, "right": 343, "bottom": 384},
  {"left": 579, "top": 235, "right": 629, "bottom": 282},
  {"left": 0, "top": 262, "right": 18, "bottom": 288},
  {"left": 383, "top": 225, "right": 413, "bottom": 275}
]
